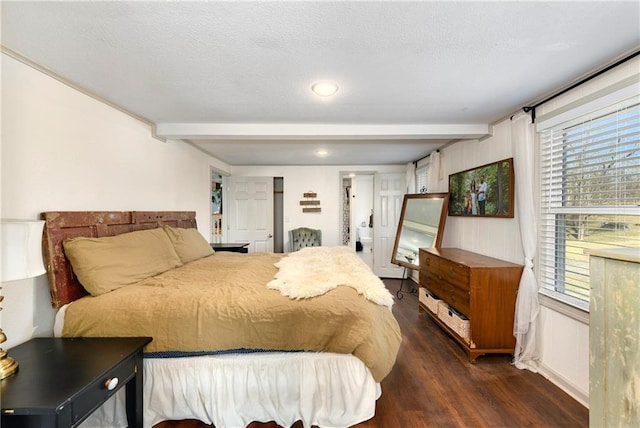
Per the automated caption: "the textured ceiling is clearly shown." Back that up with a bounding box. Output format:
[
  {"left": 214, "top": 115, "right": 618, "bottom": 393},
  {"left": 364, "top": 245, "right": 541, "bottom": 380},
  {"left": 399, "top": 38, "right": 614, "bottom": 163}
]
[{"left": 2, "top": 1, "right": 639, "bottom": 165}]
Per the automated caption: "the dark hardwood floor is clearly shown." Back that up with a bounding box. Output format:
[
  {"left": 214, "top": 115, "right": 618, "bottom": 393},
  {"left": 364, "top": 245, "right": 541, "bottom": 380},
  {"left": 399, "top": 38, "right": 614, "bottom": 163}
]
[{"left": 155, "top": 279, "right": 589, "bottom": 428}]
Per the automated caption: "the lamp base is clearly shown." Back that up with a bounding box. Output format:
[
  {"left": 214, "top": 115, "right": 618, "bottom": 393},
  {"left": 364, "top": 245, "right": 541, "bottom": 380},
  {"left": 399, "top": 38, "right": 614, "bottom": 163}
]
[{"left": 0, "top": 348, "right": 18, "bottom": 380}]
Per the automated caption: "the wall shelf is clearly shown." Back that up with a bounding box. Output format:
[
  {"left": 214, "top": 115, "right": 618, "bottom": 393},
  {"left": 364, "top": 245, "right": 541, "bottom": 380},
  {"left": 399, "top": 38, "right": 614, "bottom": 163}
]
[{"left": 300, "top": 191, "right": 321, "bottom": 213}]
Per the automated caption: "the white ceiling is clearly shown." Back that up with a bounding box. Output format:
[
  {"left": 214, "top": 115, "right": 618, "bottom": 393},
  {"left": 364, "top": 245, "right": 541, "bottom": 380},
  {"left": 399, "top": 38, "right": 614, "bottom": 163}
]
[{"left": 2, "top": 1, "right": 639, "bottom": 165}]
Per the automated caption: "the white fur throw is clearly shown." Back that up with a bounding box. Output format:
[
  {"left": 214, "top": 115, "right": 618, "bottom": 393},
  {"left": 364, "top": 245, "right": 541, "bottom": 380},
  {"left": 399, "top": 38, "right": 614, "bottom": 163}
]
[{"left": 267, "top": 246, "right": 394, "bottom": 309}]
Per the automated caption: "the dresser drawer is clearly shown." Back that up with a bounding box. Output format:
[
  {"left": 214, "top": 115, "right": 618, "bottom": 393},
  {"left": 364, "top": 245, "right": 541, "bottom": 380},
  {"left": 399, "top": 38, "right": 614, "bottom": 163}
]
[
  {"left": 441, "top": 282, "right": 470, "bottom": 316},
  {"left": 421, "top": 272, "right": 443, "bottom": 297},
  {"left": 420, "top": 251, "right": 439, "bottom": 272},
  {"left": 72, "top": 357, "right": 136, "bottom": 424},
  {"left": 436, "top": 260, "right": 470, "bottom": 291}
]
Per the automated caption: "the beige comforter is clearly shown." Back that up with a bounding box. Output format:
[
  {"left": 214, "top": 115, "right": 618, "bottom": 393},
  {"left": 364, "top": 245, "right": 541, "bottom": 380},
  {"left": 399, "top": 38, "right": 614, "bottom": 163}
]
[{"left": 62, "top": 252, "right": 402, "bottom": 381}]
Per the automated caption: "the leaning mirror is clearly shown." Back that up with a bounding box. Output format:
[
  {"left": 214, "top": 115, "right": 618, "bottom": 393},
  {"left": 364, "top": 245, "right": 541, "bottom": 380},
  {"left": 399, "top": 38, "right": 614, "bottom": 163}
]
[{"left": 391, "top": 193, "right": 450, "bottom": 270}]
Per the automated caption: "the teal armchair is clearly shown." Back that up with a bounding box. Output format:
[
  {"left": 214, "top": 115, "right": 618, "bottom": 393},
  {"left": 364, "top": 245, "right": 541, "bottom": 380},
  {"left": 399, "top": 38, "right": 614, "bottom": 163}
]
[{"left": 288, "top": 227, "right": 322, "bottom": 252}]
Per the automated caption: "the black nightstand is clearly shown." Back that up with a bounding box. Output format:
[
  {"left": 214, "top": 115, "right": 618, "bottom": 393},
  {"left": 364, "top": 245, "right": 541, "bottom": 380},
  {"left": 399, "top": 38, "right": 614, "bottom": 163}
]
[
  {"left": 1, "top": 337, "right": 151, "bottom": 428},
  {"left": 210, "top": 242, "right": 250, "bottom": 253}
]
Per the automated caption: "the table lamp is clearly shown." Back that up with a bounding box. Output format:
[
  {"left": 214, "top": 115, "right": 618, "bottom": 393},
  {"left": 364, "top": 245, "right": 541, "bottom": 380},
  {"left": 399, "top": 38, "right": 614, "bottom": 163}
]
[{"left": 0, "top": 219, "right": 46, "bottom": 380}]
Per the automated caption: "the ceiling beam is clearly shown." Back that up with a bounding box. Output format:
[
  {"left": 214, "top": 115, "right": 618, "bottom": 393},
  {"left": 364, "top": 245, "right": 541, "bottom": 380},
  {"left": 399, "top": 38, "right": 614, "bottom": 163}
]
[{"left": 154, "top": 123, "right": 490, "bottom": 140}]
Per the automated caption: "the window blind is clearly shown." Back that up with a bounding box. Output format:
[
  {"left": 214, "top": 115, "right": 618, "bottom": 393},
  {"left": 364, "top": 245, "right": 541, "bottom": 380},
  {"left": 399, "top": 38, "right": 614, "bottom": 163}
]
[
  {"left": 416, "top": 164, "right": 429, "bottom": 194},
  {"left": 539, "top": 97, "right": 640, "bottom": 307},
  {"left": 415, "top": 156, "right": 430, "bottom": 194}
]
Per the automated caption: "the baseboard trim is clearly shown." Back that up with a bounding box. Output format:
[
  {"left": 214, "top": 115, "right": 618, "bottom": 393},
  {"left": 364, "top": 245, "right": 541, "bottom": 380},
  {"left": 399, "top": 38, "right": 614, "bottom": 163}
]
[{"left": 537, "top": 362, "right": 589, "bottom": 409}]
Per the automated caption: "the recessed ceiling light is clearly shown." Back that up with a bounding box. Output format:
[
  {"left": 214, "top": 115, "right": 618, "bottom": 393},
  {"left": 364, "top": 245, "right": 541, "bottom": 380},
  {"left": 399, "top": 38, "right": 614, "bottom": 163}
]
[
  {"left": 316, "top": 149, "right": 329, "bottom": 157},
  {"left": 311, "top": 81, "right": 339, "bottom": 97}
]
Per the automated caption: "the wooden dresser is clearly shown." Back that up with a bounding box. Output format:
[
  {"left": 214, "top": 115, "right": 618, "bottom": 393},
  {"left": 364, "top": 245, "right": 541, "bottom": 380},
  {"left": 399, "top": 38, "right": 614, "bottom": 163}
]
[{"left": 419, "top": 247, "right": 523, "bottom": 362}]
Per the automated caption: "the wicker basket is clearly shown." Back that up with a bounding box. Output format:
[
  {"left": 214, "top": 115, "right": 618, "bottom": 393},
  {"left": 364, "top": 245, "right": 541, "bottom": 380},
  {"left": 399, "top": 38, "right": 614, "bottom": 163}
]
[
  {"left": 437, "top": 302, "right": 471, "bottom": 341},
  {"left": 419, "top": 288, "right": 441, "bottom": 314}
]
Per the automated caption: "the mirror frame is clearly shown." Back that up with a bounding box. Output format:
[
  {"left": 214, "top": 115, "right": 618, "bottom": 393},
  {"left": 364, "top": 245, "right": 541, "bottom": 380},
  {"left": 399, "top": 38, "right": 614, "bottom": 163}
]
[{"left": 391, "top": 192, "right": 450, "bottom": 270}]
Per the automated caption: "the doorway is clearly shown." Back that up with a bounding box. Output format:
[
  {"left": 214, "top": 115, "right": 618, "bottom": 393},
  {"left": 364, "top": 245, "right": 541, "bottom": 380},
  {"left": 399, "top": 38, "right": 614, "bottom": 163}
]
[
  {"left": 211, "top": 171, "right": 224, "bottom": 243},
  {"left": 274, "top": 177, "right": 284, "bottom": 253},
  {"left": 341, "top": 176, "right": 352, "bottom": 246},
  {"left": 341, "top": 172, "right": 374, "bottom": 269}
]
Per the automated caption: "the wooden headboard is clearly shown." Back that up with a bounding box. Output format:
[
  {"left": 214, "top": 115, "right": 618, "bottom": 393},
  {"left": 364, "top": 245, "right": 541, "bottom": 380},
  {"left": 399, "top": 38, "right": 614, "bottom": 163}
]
[{"left": 41, "top": 211, "right": 197, "bottom": 308}]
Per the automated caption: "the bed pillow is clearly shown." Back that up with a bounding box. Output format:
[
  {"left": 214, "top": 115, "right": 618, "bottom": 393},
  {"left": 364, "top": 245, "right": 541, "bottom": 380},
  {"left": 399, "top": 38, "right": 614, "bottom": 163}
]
[
  {"left": 163, "top": 226, "right": 214, "bottom": 263},
  {"left": 63, "top": 228, "right": 183, "bottom": 296}
]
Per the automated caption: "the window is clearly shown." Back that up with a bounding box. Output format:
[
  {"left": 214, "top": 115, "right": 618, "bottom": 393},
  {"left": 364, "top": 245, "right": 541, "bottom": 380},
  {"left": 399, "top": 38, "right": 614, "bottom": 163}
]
[
  {"left": 416, "top": 160, "right": 430, "bottom": 194},
  {"left": 539, "top": 97, "right": 640, "bottom": 309}
]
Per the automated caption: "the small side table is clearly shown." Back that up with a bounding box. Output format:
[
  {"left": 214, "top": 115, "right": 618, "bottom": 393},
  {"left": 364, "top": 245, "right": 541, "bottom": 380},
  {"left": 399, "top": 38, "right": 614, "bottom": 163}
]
[
  {"left": 210, "top": 242, "right": 250, "bottom": 253},
  {"left": 1, "top": 337, "right": 151, "bottom": 428}
]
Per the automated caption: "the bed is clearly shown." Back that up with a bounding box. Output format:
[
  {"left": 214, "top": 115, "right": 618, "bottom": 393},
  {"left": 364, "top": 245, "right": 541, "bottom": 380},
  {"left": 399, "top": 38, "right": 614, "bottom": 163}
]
[{"left": 41, "top": 211, "right": 402, "bottom": 428}]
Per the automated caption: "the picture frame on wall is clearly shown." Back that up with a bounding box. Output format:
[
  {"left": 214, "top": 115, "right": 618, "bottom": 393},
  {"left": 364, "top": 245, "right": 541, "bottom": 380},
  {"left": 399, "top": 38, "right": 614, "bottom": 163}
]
[{"left": 448, "top": 158, "right": 514, "bottom": 218}]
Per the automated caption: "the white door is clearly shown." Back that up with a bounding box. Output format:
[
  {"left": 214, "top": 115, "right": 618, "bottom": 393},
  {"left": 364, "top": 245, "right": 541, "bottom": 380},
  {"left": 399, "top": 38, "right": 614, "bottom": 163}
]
[
  {"left": 373, "top": 172, "right": 406, "bottom": 278},
  {"left": 227, "top": 176, "right": 274, "bottom": 253}
]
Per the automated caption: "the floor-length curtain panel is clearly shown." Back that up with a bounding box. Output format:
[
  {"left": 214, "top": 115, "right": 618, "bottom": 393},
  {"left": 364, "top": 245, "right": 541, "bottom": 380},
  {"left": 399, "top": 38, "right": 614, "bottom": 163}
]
[
  {"left": 406, "top": 162, "right": 416, "bottom": 193},
  {"left": 511, "top": 112, "right": 540, "bottom": 371},
  {"left": 427, "top": 151, "right": 445, "bottom": 192}
]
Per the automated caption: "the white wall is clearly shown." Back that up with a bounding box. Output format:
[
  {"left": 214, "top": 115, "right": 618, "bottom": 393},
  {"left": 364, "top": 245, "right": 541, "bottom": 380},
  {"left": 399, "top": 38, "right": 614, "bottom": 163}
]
[
  {"left": 435, "top": 121, "right": 524, "bottom": 264},
  {"left": 538, "top": 306, "right": 589, "bottom": 405},
  {"left": 230, "top": 165, "right": 404, "bottom": 250},
  {"left": 0, "top": 53, "right": 230, "bottom": 349}
]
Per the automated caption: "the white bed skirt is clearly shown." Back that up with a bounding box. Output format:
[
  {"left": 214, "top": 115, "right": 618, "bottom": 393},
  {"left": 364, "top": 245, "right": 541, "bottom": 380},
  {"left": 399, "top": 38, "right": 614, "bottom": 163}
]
[{"left": 79, "top": 352, "right": 381, "bottom": 428}]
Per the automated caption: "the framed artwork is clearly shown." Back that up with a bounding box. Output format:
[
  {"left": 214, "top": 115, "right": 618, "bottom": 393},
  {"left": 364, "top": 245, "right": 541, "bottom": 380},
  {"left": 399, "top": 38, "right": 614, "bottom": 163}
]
[{"left": 448, "top": 158, "right": 514, "bottom": 218}]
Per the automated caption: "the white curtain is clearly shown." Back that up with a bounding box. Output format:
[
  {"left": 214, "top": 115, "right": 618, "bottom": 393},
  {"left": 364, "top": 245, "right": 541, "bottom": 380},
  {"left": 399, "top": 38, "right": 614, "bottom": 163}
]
[
  {"left": 406, "top": 162, "right": 416, "bottom": 193},
  {"left": 427, "top": 150, "right": 444, "bottom": 192},
  {"left": 511, "top": 112, "right": 540, "bottom": 371}
]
